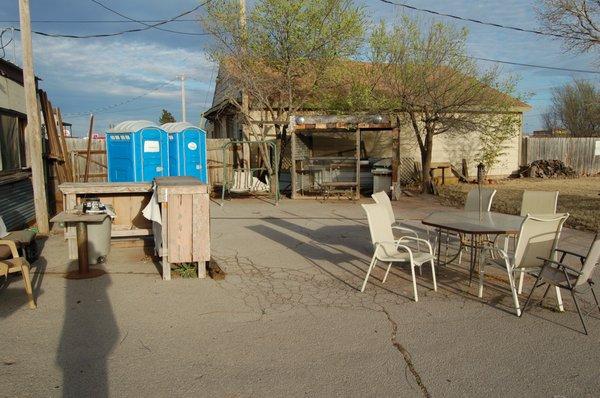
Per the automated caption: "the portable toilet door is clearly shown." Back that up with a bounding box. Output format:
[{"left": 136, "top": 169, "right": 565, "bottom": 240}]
[
  {"left": 181, "top": 128, "right": 207, "bottom": 182},
  {"left": 162, "top": 123, "right": 208, "bottom": 183},
  {"left": 136, "top": 127, "right": 169, "bottom": 181},
  {"left": 106, "top": 132, "right": 134, "bottom": 182}
]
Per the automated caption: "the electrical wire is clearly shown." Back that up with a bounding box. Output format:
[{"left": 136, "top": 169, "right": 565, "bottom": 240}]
[
  {"left": 12, "top": 0, "right": 213, "bottom": 39},
  {"left": 0, "top": 19, "right": 198, "bottom": 24},
  {"left": 88, "top": 0, "right": 206, "bottom": 36},
  {"left": 63, "top": 78, "right": 179, "bottom": 117},
  {"left": 376, "top": 0, "right": 600, "bottom": 43},
  {"left": 470, "top": 56, "right": 600, "bottom": 75}
]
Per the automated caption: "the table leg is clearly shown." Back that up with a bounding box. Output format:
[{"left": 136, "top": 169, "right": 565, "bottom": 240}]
[
  {"left": 469, "top": 234, "right": 477, "bottom": 286},
  {"left": 75, "top": 221, "right": 89, "bottom": 275},
  {"left": 436, "top": 228, "right": 442, "bottom": 268}
]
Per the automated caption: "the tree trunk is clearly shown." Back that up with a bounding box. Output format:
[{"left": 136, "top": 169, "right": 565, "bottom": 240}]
[{"left": 420, "top": 130, "right": 434, "bottom": 193}]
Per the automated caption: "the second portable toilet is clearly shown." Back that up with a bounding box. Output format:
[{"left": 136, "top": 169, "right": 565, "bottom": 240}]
[
  {"left": 162, "top": 122, "right": 208, "bottom": 183},
  {"left": 106, "top": 120, "right": 169, "bottom": 182}
]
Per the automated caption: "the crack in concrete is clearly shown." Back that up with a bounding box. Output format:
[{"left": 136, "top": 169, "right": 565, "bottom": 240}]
[{"left": 380, "top": 306, "right": 431, "bottom": 398}]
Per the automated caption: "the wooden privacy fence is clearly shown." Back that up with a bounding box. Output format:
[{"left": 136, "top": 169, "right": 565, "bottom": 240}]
[
  {"left": 66, "top": 138, "right": 108, "bottom": 182},
  {"left": 55, "top": 138, "right": 232, "bottom": 186},
  {"left": 207, "top": 138, "right": 232, "bottom": 185},
  {"left": 523, "top": 137, "right": 600, "bottom": 175}
]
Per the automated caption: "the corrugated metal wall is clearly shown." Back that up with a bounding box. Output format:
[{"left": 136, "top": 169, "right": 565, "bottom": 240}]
[{"left": 0, "top": 174, "right": 35, "bottom": 230}]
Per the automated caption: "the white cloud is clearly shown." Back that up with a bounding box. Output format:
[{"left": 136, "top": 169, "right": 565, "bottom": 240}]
[{"left": 28, "top": 36, "right": 215, "bottom": 99}]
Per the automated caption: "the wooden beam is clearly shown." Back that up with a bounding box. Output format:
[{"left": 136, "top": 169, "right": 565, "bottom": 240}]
[
  {"left": 291, "top": 131, "right": 297, "bottom": 199},
  {"left": 19, "top": 0, "right": 49, "bottom": 233},
  {"left": 55, "top": 108, "right": 74, "bottom": 179},
  {"left": 84, "top": 114, "right": 94, "bottom": 182},
  {"left": 355, "top": 128, "right": 360, "bottom": 200}
]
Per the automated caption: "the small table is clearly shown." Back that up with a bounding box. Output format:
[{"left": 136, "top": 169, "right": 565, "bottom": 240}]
[
  {"left": 50, "top": 211, "right": 110, "bottom": 279},
  {"left": 422, "top": 211, "right": 524, "bottom": 282}
]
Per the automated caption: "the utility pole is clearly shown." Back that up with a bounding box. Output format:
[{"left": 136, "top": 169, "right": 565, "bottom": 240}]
[
  {"left": 19, "top": 0, "right": 49, "bottom": 234},
  {"left": 179, "top": 75, "right": 187, "bottom": 122}
]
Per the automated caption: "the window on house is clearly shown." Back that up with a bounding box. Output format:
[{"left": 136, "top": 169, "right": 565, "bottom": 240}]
[{"left": 0, "top": 114, "right": 23, "bottom": 172}]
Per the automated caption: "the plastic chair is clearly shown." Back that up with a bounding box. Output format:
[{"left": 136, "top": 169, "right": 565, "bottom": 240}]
[
  {"left": 479, "top": 214, "right": 569, "bottom": 316},
  {"left": 464, "top": 188, "right": 497, "bottom": 212},
  {"left": 457, "top": 188, "right": 497, "bottom": 265},
  {"left": 361, "top": 203, "right": 437, "bottom": 301},
  {"left": 520, "top": 190, "right": 559, "bottom": 216},
  {"left": 521, "top": 233, "right": 600, "bottom": 335},
  {"left": 0, "top": 239, "right": 36, "bottom": 309},
  {"left": 371, "top": 191, "right": 419, "bottom": 240}
]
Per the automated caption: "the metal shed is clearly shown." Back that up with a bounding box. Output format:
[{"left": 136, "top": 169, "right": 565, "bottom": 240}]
[
  {"left": 106, "top": 120, "right": 169, "bottom": 182},
  {"left": 162, "top": 122, "right": 208, "bottom": 183}
]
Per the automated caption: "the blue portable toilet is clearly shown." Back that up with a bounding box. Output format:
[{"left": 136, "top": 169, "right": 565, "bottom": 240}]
[
  {"left": 106, "top": 120, "right": 169, "bottom": 182},
  {"left": 162, "top": 122, "right": 208, "bottom": 183}
]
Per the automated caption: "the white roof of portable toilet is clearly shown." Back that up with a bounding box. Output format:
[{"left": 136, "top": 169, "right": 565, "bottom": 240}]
[
  {"left": 109, "top": 120, "right": 159, "bottom": 133},
  {"left": 161, "top": 122, "right": 200, "bottom": 133}
]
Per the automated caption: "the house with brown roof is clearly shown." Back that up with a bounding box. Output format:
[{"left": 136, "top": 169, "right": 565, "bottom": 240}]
[{"left": 203, "top": 60, "right": 530, "bottom": 183}]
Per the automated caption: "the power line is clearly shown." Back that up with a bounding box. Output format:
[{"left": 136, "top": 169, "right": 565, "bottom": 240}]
[
  {"left": 376, "top": 0, "right": 599, "bottom": 43},
  {"left": 11, "top": 0, "right": 213, "bottom": 39},
  {"left": 470, "top": 56, "right": 600, "bottom": 75},
  {"left": 63, "top": 78, "right": 178, "bottom": 117},
  {"left": 88, "top": 0, "right": 205, "bottom": 36},
  {"left": 0, "top": 19, "right": 198, "bottom": 24}
]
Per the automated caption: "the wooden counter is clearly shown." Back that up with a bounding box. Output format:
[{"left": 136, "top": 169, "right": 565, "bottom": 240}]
[{"left": 59, "top": 182, "right": 153, "bottom": 259}]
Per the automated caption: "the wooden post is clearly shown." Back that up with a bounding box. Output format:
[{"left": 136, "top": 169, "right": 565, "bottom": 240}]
[
  {"left": 291, "top": 131, "right": 297, "bottom": 199},
  {"left": 75, "top": 222, "right": 89, "bottom": 274},
  {"left": 84, "top": 114, "right": 94, "bottom": 182},
  {"left": 19, "top": 0, "right": 49, "bottom": 234},
  {"left": 56, "top": 108, "right": 73, "bottom": 179},
  {"left": 355, "top": 128, "right": 360, "bottom": 200}
]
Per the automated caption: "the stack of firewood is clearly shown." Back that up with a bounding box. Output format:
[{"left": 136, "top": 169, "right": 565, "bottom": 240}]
[{"left": 517, "top": 159, "right": 578, "bottom": 178}]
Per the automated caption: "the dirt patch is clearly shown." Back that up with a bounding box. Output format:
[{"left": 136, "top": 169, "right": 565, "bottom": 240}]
[{"left": 438, "top": 176, "right": 600, "bottom": 231}]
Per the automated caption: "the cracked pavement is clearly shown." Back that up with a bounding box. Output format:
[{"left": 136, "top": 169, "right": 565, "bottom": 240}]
[{"left": 1, "top": 197, "right": 599, "bottom": 397}]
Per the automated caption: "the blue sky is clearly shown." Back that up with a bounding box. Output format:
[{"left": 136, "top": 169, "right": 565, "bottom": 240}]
[{"left": 1, "top": 0, "right": 598, "bottom": 136}]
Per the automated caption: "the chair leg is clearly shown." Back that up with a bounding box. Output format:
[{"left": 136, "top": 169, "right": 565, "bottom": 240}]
[
  {"left": 410, "top": 263, "right": 418, "bottom": 302},
  {"left": 570, "top": 290, "right": 588, "bottom": 335},
  {"left": 458, "top": 249, "right": 462, "bottom": 265},
  {"left": 360, "top": 255, "right": 377, "bottom": 292},
  {"left": 478, "top": 264, "right": 485, "bottom": 298},
  {"left": 590, "top": 282, "right": 600, "bottom": 312},
  {"left": 555, "top": 286, "right": 565, "bottom": 312},
  {"left": 521, "top": 274, "right": 543, "bottom": 317},
  {"left": 505, "top": 265, "right": 521, "bottom": 316},
  {"left": 21, "top": 263, "right": 36, "bottom": 309},
  {"left": 382, "top": 262, "right": 392, "bottom": 284},
  {"left": 430, "top": 259, "right": 437, "bottom": 292},
  {"left": 518, "top": 270, "right": 525, "bottom": 295}
]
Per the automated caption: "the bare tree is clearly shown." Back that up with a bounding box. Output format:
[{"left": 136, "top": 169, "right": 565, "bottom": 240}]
[
  {"left": 537, "top": 0, "right": 600, "bottom": 53},
  {"left": 543, "top": 79, "right": 600, "bottom": 136},
  {"left": 365, "top": 17, "right": 521, "bottom": 192},
  {"left": 201, "top": 0, "right": 365, "bottom": 174}
]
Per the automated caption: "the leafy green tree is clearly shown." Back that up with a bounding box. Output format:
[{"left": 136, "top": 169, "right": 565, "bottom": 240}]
[
  {"left": 159, "top": 109, "right": 176, "bottom": 124},
  {"left": 359, "top": 17, "right": 521, "bottom": 191},
  {"left": 202, "top": 0, "right": 365, "bottom": 173}
]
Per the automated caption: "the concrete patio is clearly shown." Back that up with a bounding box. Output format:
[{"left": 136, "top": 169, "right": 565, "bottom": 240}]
[{"left": 2, "top": 197, "right": 599, "bottom": 397}]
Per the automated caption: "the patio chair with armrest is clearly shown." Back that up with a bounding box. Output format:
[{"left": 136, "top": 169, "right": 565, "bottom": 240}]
[
  {"left": 513, "top": 190, "right": 559, "bottom": 293},
  {"left": 457, "top": 188, "right": 497, "bottom": 264},
  {"left": 371, "top": 191, "right": 420, "bottom": 241},
  {"left": 520, "top": 233, "right": 600, "bottom": 335},
  {"left": 479, "top": 213, "right": 569, "bottom": 316},
  {"left": 361, "top": 203, "right": 437, "bottom": 301},
  {"left": 0, "top": 239, "right": 36, "bottom": 309}
]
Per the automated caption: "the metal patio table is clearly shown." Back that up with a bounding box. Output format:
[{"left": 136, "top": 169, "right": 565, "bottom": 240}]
[{"left": 422, "top": 211, "right": 524, "bottom": 283}]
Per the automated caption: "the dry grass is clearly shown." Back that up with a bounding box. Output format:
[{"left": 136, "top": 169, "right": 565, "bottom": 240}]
[{"left": 438, "top": 176, "right": 600, "bottom": 231}]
